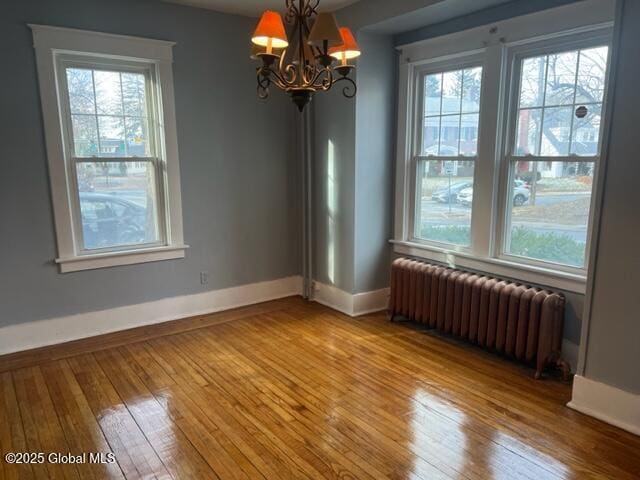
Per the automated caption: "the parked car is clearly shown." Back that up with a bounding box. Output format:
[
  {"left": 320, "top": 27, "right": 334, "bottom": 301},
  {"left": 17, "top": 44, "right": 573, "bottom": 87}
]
[
  {"left": 457, "top": 187, "right": 473, "bottom": 206},
  {"left": 431, "top": 181, "right": 473, "bottom": 204},
  {"left": 512, "top": 183, "right": 530, "bottom": 206},
  {"left": 424, "top": 145, "right": 459, "bottom": 157},
  {"left": 458, "top": 183, "right": 530, "bottom": 207},
  {"left": 79, "top": 193, "right": 148, "bottom": 249}
]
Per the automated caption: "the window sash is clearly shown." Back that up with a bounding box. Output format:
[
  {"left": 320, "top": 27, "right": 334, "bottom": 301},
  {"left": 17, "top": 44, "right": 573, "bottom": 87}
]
[
  {"left": 413, "top": 59, "right": 484, "bottom": 157},
  {"left": 505, "top": 36, "right": 611, "bottom": 159},
  {"left": 68, "top": 156, "right": 167, "bottom": 254},
  {"left": 58, "top": 56, "right": 160, "bottom": 160}
]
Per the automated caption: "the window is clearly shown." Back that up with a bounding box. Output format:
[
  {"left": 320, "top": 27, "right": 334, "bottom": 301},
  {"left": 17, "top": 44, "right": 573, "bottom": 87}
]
[
  {"left": 394, "top": 10, "right": 613, "bottom": 293},
  {"left": 65, "top": 65, "right": 162, "bottom": 252},
  {"left": 31, "top": 25, "right": 186, "bottom": 272},
  {"left": 505, "top": 45, "right": 608, "bottom": 268},
  {"left": 415, "top": 66, "right": 482, "bottom": 246}
]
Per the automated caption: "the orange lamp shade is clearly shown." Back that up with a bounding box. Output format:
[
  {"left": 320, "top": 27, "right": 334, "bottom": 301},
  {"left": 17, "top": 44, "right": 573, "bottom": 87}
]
[
  {"left": 329, "top": 27, "right": 361, "bottom": 61},
  {"left": 252, "top": 11, "right": 289, "bottom": 49}
]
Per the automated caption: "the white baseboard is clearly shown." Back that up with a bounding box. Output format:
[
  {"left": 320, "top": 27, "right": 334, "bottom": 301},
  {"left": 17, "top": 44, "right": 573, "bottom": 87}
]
[
  {"left": 352, "top": 287, "right": 391, "bottom": 316},
  {"left": 0, "top": 276, "right": 302, "bottom": 356},
  {"left": 568, "top": 375, "right": 640, "bottom": 436},
  {"left": 312, "top": 281, "right": 389, "bottom": 317}
]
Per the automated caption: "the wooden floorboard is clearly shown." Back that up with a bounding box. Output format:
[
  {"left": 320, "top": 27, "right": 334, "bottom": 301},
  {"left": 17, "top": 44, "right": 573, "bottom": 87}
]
[{"left": 1, "top": 297, "right": 639, "bottom": 479}]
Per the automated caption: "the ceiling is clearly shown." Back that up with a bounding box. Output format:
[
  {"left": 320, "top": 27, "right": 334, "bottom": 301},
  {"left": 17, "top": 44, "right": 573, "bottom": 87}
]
[
  {"left": 366, "top": 0, "right": 515, "bottom": 34},
  {"left": 164, "top": 0, "right": 360, "bottom": 17}
]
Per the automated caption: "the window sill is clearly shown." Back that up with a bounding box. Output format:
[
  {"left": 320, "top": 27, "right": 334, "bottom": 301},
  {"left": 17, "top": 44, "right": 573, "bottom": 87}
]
[
  {"left": 391, "top": 240, "right": 587, "bottom": 294},
  {"left": 55, "top": 245, "right": 189, "bottom": 273}
]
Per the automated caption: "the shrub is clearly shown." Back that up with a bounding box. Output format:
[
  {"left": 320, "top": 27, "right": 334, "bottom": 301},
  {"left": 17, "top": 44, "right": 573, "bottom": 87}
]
[
  {"left": 509, "top": 226, "right": 585, "bottom": 267},
  {"left": 419, "top": 225, "right": 470, "bottom": 246},
  {"left": 419, "top": 224, "right": 585, "bottom": 266}
]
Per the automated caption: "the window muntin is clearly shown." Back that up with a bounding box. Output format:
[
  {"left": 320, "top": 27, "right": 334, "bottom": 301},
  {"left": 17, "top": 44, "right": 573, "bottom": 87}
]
[
  {"left": 415, "top": 66, "right": 482, "bottom": 247},
  {"left": 504, "top": 44, "right": 609, "bottom": 269},
  {"left": 60, "top": 60, "right": 165, "bottom": 254}
]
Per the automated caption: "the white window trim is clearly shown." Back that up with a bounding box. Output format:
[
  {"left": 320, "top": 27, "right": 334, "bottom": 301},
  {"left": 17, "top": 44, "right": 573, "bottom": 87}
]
[
  {"left": 30, "top": 25, "right": 187, "bottom": 273},
  {"left": 393, "top": 1, "right": 615, "bottom": 294}
]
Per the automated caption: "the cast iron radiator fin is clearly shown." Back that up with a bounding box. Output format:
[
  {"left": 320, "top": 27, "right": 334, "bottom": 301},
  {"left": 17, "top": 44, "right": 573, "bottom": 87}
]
[{"left": 389, "top": 257, "right": 570, "bottom": 380}]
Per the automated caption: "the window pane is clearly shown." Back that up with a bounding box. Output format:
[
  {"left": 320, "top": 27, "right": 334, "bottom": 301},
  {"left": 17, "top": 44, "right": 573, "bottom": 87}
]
[
  {"left": 576, "top": 46, "right": 608, "bottom": 104},
  {"left": 506, "top": 161, "right": 593, "bottom": 267},
  {"left": 424, "top": 74, "right": 442, "bottom": 116},
  {"left": 459, "top": 113, "right": 479, "bottom": 156},
  {"left": 415, "top": 160, "right": 474, "bottom": 246},
  {"left": 540, "top": 106, "right": 572, "bottom": 156},
  {"left": 94, "top": 71, "right": 123, "bottom": 116},
  {"left": 71, "top": 114, "right": 99, "bottom": 157},
  {"left": 515, "top": 108, "right": 542, "bottom": 155},
  {"left": 423, "top": 116, "right": 440, "bottom": 155},
  {"left": 519, "top": 56, "right": 547, "bottom": 108},
  {"left": 98, "top": 116, "right": 126, "bottom": 156},
  {"left": 76, "top": 161, "right": 159, "bottom": 250},
  {"left": 461, "top": 67, "right": 482, "bottom": 113},
  {"left": 439, "top": 115, "right": 460, "bottom": 156},
  {"left": 545, "top": 50, "right": 578, "bottom": 106},
  {"left": 571, "top": 103, "right": 602, "bottom": 156},
  {"left": 441, "top": 70, "right": 462, "bottom": 114},
  {"left": 121, "top": 72, "right": 147, "bottom": 117},
  {"left": 66, "top": 68, "right": 95, "bottom": 114},
  {"left": 125, "top": 117, "right": 151, "bottom": 156}
]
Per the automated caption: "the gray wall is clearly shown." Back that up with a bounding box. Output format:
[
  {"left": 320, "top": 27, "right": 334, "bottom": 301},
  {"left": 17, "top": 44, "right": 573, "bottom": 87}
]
[
  {"left": 311, "top": 28, "right": 396, "bottom": 295},
  {"left": 353, "top": 33, "right": 396, "bottom": 293},
  {"left": 0, "top": 0, "right": 301, "bottom": 327},
  {"left": 581, "top": 0, "right": 640, "bottom": 394},
  {"left": 312, "top": 85, "right": 356, "bottom": 293}
]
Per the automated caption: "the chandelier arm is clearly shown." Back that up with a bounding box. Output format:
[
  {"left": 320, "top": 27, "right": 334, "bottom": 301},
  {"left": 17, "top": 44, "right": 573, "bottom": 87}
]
[
  {"left": 268, "top": 67, "right": 293, "bottom": 90},
  {"left": 300, "top": 63, "right": 315, "bottom": 87},
  {"left": 257, "top": 69, "right": 271, "bottom": 99},
  {"left": 278, "top": 62, "right": 298, "bottom": 86},
  {"left": 322, "top": 69, "right": 334, "bottom": 90},
  {"left": 333, "top": 75, "right": 358, "bottom": 98},
  {"left": 257, "top": 65, "right": 292, "bottom": 95},
  {"left": 309, "top": 65, "right": 332, "bottom": 90}
]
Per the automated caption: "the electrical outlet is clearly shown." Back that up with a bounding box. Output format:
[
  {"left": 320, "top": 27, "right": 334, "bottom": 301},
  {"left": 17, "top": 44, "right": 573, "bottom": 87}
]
[{"left": 200, "top": 271, "right": 209, "bottom": 285}]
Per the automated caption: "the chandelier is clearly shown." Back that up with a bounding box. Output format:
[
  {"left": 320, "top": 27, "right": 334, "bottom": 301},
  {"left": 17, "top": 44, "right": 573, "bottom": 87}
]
[{"left": 251, "top": 0, "right": 361, "bottom": 111}]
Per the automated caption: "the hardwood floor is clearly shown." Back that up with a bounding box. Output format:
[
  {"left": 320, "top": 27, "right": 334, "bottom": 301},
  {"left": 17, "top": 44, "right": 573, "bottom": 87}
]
[{"left": 1, "top": 297, "right": 639, "bottom": 479}]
